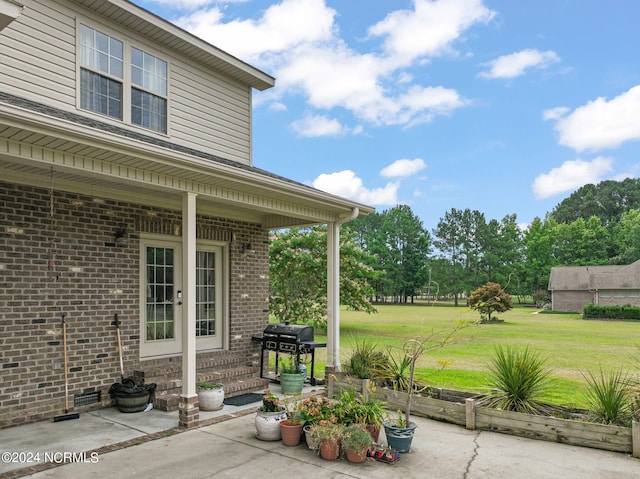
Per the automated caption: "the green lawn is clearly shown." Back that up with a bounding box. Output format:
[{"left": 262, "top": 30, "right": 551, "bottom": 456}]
[{"left": 304, "top": 305, "right": 640, "bottom": 408}]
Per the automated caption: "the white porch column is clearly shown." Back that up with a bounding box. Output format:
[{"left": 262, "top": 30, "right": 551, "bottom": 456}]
[
  {"left": 179, "top": 192, "right": 198, "bottom": 427},
  {"left": 326, "top": 221, "right": 340, "bottom": 371},
  {"left": 326, "top": 208, "right": 359, "bottom": 373}
]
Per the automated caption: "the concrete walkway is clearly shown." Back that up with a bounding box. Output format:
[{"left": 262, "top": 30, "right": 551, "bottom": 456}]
[{"left": 2, "top": 386, "right": 640, "bottom": 478}]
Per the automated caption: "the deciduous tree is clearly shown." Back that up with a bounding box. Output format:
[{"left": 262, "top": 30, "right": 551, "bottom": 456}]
[{"left": 468, "top": 282, "right": 513, "bottom": 322}]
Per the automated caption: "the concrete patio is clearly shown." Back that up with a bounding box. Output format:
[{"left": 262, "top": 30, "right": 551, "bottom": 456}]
[{"left": 2, "top": 384, "right": 640, "bottom": 478}]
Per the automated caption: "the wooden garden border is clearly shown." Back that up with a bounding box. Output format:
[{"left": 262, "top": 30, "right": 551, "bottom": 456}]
[{"left": 328, "top": 374, "right": 639, "bottom": 457}]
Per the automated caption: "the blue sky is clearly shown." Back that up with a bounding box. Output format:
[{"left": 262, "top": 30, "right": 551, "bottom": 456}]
[{"left": 134, "top": 0, "right": 640, "bottom": 231}]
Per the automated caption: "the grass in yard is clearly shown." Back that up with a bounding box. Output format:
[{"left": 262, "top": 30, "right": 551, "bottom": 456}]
[{"left": 301, "top": 305, "right": 640, "bottom": 408}]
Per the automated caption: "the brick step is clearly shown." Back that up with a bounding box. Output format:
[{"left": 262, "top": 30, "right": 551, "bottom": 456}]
[
  {"left": 153, "top": 376, "right": 269, "bottom": 412},
  {"left": 152, "top": 365, "right": 262, "bottom": 394},
  {"left": 151, "top": 367, "right": 260, "bottom": 395},
  {"left": 135, "top": 352, "right": 253, "bottom": 383}
]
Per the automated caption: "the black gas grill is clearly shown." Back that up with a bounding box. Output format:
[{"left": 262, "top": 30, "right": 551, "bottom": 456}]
[{"left": 252, "top": 323, "right": 326, "bottom": 385}]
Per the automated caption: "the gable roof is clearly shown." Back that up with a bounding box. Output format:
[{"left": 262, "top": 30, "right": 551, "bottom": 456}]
[
  {"left": 548, "top": 260, "right": 640, "bottom": 291},
  {"left": 590, "top": 260, "right": 640, "bottom": 290}
]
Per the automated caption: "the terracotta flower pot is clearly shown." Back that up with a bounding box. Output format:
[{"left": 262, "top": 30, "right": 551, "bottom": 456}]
[
  {"left": 280, "top": 420, "right": 303, "bottom": 446},
  {"left": 345, "top": 447, "right": 368, "bottom": 463},
  {"left": 319, "top": 438, "right": 340, "bottom": 460}
]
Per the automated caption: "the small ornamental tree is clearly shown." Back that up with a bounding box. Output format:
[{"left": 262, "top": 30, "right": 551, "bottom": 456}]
[{"left": 468, "top": 282, "right": 513, "bottom": 322}]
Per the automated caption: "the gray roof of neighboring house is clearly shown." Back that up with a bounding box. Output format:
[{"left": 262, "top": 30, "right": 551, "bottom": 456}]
[{"left": 548, "top": 260, "right": 640, "bottom": 291}]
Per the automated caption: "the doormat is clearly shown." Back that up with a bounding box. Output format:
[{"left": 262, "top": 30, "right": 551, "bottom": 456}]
[{"left": 223, "top": 393, "right": 263, "bottom": 407}]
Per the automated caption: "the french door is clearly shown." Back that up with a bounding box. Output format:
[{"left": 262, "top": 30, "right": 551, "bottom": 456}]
[{"left": 140, "top": 237, "right": 224, "bottom": 358}]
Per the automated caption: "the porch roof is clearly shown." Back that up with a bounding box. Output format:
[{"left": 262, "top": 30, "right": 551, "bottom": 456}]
[{"left": 0, "top": 92, "right": 374, "bottom": 229}]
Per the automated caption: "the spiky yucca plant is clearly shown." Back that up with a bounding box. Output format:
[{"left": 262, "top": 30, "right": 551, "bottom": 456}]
[
  {"left": 485, "top": 345, "right": 554, "bottom": 415},
  {"left": 583, "top": 368, "right": 633, "bottom": 426}
]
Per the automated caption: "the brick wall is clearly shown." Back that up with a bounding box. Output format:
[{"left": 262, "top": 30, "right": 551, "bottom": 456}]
[
  {"left": 551, "top": 290, "right": 594, "bottom": 313},
  {"left": 0, "top": 181, "right": 269, "bottom": 427}
]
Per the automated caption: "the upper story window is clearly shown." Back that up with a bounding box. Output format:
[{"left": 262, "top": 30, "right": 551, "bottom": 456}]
[
  {"left": 131, "top": 48, "right": 167, "bottom": 132},
  {"left": 79, "top": 25, "right": 123, "bottom": 119},
  {"left": 79, "top": 24, "right": 168, "bottom": 134}
]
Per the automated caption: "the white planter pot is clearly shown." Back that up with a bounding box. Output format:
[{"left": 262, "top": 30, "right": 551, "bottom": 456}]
[
  {"left": 255, "top": 409, "right": 287, "bottom": 441},
  {"left": 198, "top": 387, "right": 225, "bottom": 411}
]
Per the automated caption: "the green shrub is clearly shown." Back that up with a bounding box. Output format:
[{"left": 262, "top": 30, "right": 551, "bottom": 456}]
[{"left": 583, "top": 304, "right": 640, "bottom": 320}]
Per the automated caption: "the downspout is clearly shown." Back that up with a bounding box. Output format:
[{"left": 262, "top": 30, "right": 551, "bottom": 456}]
[{"left": 327, "top": 207, "right": 359, "bottom": 373}]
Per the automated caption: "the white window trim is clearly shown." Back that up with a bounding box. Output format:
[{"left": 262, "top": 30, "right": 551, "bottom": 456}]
[{"left": 75, "top": 18, "right": 170, "bottom": 136}]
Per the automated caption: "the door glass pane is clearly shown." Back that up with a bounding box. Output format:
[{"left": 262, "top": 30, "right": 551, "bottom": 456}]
[
  {"left": 196, "top": 251, "right": 216, "bottom": 337},
  {"left": 146, "top": 246, "right": 175, "bottom": 341}
]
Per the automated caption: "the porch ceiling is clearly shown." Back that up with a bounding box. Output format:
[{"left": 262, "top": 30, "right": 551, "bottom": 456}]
[{"left": 0, "top": 106, "right": 373, "bottom": 229}]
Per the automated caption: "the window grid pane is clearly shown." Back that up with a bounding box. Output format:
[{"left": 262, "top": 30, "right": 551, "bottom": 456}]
[
  {"left": 80, "top": 69, "right": 122, "bottom": 119},
  {"left": 196, "top": 251, "right": 216, "bottom": 337},
  {"left": 131, "top": 47, "right": 167, "bottom": 96},
  {"left": 131, "top": 88, "right": 166, "bottom": 133},
  {"left": 80, "top": 24, "right": 123, "bottom": 78},
  {"left": 146, "top": 246, "right": 175, "bottom": 341}
]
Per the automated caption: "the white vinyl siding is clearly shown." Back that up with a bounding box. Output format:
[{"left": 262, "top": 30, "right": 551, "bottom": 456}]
[
  {"left": 0, "top": 0, "right": 252, "bottom": 164},
  {"left": 0, "top": 1, "right": 76, "bottom": 105},
  {"left": 170, "top": 62, "right": 251, "bottom": 164}
]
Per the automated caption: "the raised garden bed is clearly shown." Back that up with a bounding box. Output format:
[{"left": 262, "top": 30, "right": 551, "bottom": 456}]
[{"left": 328, "top": 374, "right": 640, "bottom": 457}]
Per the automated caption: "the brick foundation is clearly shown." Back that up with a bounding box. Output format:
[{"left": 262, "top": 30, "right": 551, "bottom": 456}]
[{"left": 178, "top": 395, "right": 200, "bottom": 428}]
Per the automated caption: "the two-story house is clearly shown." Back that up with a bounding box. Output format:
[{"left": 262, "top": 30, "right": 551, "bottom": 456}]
[{"left": 0, "top": 0, "right": 373, "bottom": 428}]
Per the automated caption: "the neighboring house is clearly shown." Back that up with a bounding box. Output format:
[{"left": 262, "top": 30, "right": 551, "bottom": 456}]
[
  {"left": 0, "top": 0, "right": 373, "bottom": 428},
  {"left": 548, "top": 260, "right": 640, "bottom": 313}
]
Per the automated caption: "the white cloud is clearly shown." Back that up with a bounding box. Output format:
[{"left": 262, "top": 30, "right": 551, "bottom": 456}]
[
  {"left": 552, "top": 85, "right": 640, "bottom": 151},
  {"left": 176, "top": 0, "right": 336, "bottom": 62},
  {"left": 478, "top": 49, "right": 560, "bottom": 79},
  {"left": 312, "top": 170, "right": 399, "bottom": 205},
  {"left": 290, "top": 114, "right": 345, "bottom": 137},
  {"left": 175, "top": 0, "right": 489, "bottom": 128},
  {"left": 380, "top": 158, "right": 426, "bottom": 178},
  {"left": 542, "top": 106, "right": 569, "bottom": 121},
  {"left": 369, "top": 0, "right": 496, "bottom": 65},
  {"left": 531, "top": 157, "right": 614, "bottom": 199},
  {"left": 277, "top": 44, "right": 467, "bottom": 126},
  {"left": 268, "top": 101, "right": 287, "bottom": 112}
]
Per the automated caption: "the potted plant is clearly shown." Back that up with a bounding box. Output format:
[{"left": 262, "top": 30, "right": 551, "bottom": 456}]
[
  {"left": 280, "top": 395, "right": 304, "bottom": 446},
  {"left": 342, "top": 424, "right": 373, "bottom": 463},
  {"left": 355, "top": 392, "right": 388, "bottom": 442},
  {"left": 306, "top": 421, "right": 344, "bottom": 460},
  {"left": 298, "top": 395, "right": 335, "bottom": 449},
  {"left": 255, "top": 390, "right": 287, "bottom": 441},
  {"left": 382, "top": 339, "right": 422, "bottom": 453},
  {"left": 280, "top": 353, "right": 305, "bottom": 394},
  {"left": 196, "top": 382, "right": 224, "bottom": 411},
  {"left": 332, "top": 389, "right": 360, "bottom": 425}
]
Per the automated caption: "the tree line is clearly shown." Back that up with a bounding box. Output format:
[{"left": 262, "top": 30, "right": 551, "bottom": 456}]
[
  {"left": 269, "top": 179, "right": 640, "bottom": 324},
  {"left": 348, "top": 178, "right": 640, "bottom": 304}
]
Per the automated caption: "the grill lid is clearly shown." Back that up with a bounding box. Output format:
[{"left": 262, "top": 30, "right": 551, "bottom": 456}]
[{"left": 263, "top": 323, "right": 314, "bottom": 342}]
